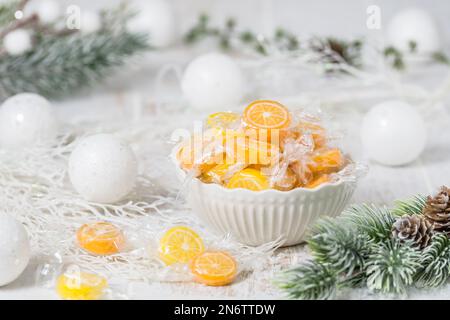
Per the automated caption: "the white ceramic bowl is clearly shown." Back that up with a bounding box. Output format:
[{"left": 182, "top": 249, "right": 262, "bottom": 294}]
[{"left": 173, "top": 154, "right": 357, "bottom": 247}]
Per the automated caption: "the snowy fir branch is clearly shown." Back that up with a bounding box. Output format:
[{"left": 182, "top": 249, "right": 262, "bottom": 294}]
[
  {"left": 277, "top": 186, "right": 450, "bottom": 299},
  {"left": 0, "top": 0, "right": 149, "bottom": 100},
  {"left": 185, "top": 14, "right": 450, "bottom": 71}
]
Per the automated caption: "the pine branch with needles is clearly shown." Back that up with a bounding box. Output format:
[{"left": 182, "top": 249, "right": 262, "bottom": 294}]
[
  {"left": 0, "top": 0, "right": 149, "bottom": 100},
  {"left": 415, "top": 234, "right": 450, "bottom": 288},
  {"left": 0, "top": 31, "right": 148, "bottom": 99},
  {"left": 276, "top": 186, "right": 450, "bottom": 299},
  {"left": 308, "top": 217, "right": 369, "bottom": 276},
  {"left": 275, "top": 261, "right": 338, "bottom": 300},
  {"left": 366, "top": 240, "right": 421, "bottom": 294},
  {"left": 185, "top": 14, "right": 450, "bottom": 71}
]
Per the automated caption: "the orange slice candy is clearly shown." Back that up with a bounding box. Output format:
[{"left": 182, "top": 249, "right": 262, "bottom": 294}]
[
  {"left": 243, "top": 100, "right": 291, "bottom": 130},
  {"left": 190, "top": 251, "right": 238, "bottom": 286},
  {"left": 77, "top": 222, "right": 125, "bottom": 255},
  {"left": 159, "top": 226, "right": 205, "bottom": 265},
  {"left": 226, "top": 168, "right": 269, "bottom": 191}
]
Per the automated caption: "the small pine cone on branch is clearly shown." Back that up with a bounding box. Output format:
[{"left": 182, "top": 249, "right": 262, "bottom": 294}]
[
  {"left": 392, "top": 215, "right": 434, "bottom": 249},
  {"left": 423, "top": 186, "right": 450, "bottom": 235}
]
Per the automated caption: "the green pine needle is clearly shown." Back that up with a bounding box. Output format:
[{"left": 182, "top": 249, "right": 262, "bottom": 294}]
[
  {"left": 0, "top": 0, "right": 19, "bottom": 27},
  {"left": 308, "top": 217, "right": 369, "bottom": 276},
  {"left": 276, "top": 189, "right": 450, "bottom": 298},
  {"left": 342, "top": 204, "right": 396, "bottom": 242},
  {"left": 0, "top": 31, "right": 148, "bottom": 99},
  {"left": 384, "top": 46, "right": 405, "bottom": 70},
  {"left": 276, "top": 261, "right": 338, "bottom": 300},
  {"left": 432, "top": 52, "right": 450, "bottom": 65},
  {"left": 415, "top": 234, "right": 450, "bottom": 288},
  {"left": 366, "top": 240, "right": 421, "bottom": 294},
  {"left": 391, "top": 195, "right": 427, "bottom": 217}
]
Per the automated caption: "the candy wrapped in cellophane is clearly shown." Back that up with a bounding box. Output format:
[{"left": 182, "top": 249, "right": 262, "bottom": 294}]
[{"left": 176, "top": 100, "right": 363, "bottom": 191}]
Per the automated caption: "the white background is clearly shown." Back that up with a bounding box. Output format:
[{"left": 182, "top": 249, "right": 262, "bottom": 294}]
[{"left": 60, "top": 0, "right": 450, "bottom": 42}]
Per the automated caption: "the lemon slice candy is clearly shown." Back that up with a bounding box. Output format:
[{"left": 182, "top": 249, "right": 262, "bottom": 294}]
[
  {"left": 159, "top": 226, "right": 205, "bottom": 265},
  {"left": 226, "top": 168, "right": 269, "bottom": 191}
]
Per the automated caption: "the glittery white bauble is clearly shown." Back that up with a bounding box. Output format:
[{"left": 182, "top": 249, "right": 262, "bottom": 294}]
[
  {"left": 361, "top": 100, "right": 426, "bottom": 166},
  {"left": 69, "top": 134, "right": 138, "bottom": 204},
  {"left": 81, "top": 11, "right": 101, "bottom": 34},
  {"left": 387, "top": 7, "right": 440, "bottom": 54},
  {"left": 33, "top": 0, "right": 61, "bottom": 24},
  {"left": 0, "top": 215, "right": 30, "bottom": 287},
  {"left": 3, "top": 29, "right": 32, "bottom": 56},
  {"left": 0, "top": 93, "right": 58, "bottom": 148},
  {"left": 126, "top": 0, "right": 176, "bottom": 48},
  {"left": 181, "top": 53, "right": 245, "bottom": 110}
]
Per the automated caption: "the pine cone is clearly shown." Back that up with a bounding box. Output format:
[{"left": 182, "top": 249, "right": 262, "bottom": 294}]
[
  {"left": 423, "top": 186, "right": 450, "bottom": 235},
  {"left": 392, "top": 215, "right": 434, "bottom": 249}
]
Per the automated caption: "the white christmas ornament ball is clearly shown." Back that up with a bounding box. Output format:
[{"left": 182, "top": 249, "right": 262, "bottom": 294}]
[
  {"left": 69, "top": 134, "right": 138, "bottom": 204},
  {"left": 126, "top": 0, "right": 176, "bottom": 48},
  {"left": 33, "top": 0, "right": 61, "bottom": 24},
  {"left": 0, "top": 215, "right": 31, "bottom": 286},
  {"left": 3, "top": 29, "right": 32, "bottom": 56},
  {"left": 387, "top": 7, "right": 441, "bottom": 54},
  {"left": 181, "top": 53, "right": 245, "bottom": 110},
  {"left": 361, "top": 100, "right": 426, "bottom": 166},
  {"left": 81, "top": 11, "right": 102, "bottom": 34},
  {"left": 0, "top": 93, "right": 58, "bottom": 148}
]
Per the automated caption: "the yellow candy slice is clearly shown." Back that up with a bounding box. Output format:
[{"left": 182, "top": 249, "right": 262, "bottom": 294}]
[
  {"left": 207, "top": 112, "right": 240, "bottom": 129},
  {"left": 56, "top": 272, "right": 108, "bottom": 300},
  {"left": 159, "top": 226, "right": 205, "bottom": 265},
  {"left": 201, "top": 163, "right": 247, "bottom": 184},
  {"left": 226, "top": 168, "right": 269, "bottom": 191}
]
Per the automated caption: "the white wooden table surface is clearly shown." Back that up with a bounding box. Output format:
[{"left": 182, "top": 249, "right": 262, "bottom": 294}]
[{"left": 0, "top": 52, "right": 449, "bottom": 300}]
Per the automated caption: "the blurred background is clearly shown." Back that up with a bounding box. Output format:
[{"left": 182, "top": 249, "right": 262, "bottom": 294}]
[{"left": 59, "top": 0, "right": 449, "bottom": 40}]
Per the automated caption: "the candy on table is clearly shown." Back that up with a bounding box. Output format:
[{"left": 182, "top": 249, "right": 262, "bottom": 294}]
[
  {"left": 76, "top": 222, "right": 125, "bottom": 255},
  {"left": 176, "top": 100, "right": 348, "bottom": 191},
  {"left": 190, "top": 251, "right": 238, "bottom": 286},
  {"left": 56, "top": 271, "right": 108, "bottom": 300},
  {"left": 159, "top": 226, "right": 205, "bottom": 265}
]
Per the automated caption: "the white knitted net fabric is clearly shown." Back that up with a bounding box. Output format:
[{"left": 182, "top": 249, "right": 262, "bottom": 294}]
[{"left": 0, "top": 109, "right": 286, "bottom": 297}]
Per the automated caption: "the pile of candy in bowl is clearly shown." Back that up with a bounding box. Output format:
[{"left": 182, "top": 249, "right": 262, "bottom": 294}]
[{"left": 176, "top": 100, "right": 350, "bottom": 191}]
